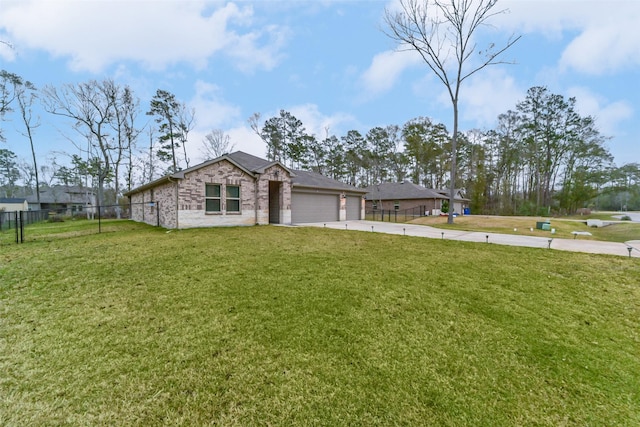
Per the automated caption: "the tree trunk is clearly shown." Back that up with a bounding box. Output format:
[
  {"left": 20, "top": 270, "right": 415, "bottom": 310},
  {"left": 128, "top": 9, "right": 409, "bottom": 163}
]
[{"left": 448, "top": 101, "right": 458, "bottom": 224}]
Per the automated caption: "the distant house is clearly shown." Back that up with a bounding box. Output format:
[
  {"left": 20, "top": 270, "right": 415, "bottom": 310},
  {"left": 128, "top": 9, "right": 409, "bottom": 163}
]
[
  {"left": 0, "top": 198, "right": 28, "bottom": 212},
  {"left": 365, "top": 181, "right": 469, "bottom": 215},
  {"left": 25, "top": 186, "right": 97, "bottom": 213},
  {"left": 124, "top": 151, "right": 366, "bottom": 229},
  {"left": 435, "top": 188, "right": 470, "bottom": 214}
]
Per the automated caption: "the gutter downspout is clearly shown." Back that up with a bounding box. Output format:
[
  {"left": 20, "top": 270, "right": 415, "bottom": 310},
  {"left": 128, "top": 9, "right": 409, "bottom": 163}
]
[
  {"left": 254, "top": 174, "right": 259, "bottom": 225},
  {"left": 168, "top": 176, "right": 179, "bottom": 229}
]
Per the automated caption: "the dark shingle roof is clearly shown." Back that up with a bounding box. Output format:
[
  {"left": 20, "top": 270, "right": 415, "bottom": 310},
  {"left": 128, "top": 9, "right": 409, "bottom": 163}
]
[
  {"left": 292, "top": 169, "right": 366, "bottom": 193},
  {"left": 25, "top": 186, "right": 94, "bottom": 204},
  {"left": 0, "top": 198, "right": 27, "bottom": 203},
  {"left": 227, "top": 151, "right": 275, "bottom": 172},
  {"left": 365, "top": 181, "right": 447, "bottom": 201},
  {"left": 126, "top": 151, "right": 364, "bottom": 195}
]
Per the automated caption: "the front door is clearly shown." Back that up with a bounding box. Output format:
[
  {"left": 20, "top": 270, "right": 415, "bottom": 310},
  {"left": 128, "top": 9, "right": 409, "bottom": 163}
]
[{"left": 269, "top": 181, "right": 281, "bottom": 224}]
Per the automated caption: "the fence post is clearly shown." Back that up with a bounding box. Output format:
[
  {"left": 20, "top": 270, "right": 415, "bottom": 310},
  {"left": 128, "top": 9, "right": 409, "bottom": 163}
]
[
  {"left": 14, "top": 211, "right": 19, "bottom": 244},
  {"left": 19, "top": 211, "right": 25, "bottom": 243}
]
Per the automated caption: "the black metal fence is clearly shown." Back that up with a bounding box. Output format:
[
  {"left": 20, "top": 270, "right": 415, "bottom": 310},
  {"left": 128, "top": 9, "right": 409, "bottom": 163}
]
[
  {"left": 365, "top": 205, "right": 431, "bottom": 223},
  {"left": 0, "top": 202, "right": 156, "bottom": 245}
]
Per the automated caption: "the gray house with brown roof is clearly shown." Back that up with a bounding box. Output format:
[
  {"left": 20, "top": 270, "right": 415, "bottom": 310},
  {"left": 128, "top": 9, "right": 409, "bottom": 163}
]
[
  {"left": 25, "top": 186, "right": 96, "bottom": 212},
  {"left": 365, "top": 181, "right": 469, "bottom": 215},
  {"left": 124, "top": 151, "right": 366, "bottom": 229}
]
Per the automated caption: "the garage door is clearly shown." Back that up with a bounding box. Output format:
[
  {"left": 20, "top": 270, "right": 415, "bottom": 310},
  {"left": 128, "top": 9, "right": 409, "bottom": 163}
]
[
  {"left": 346, "top": 196, "right": 361, "bottom": 220},
  {"left": 292, "top": 192, "right": 339, "bottom": 223}
]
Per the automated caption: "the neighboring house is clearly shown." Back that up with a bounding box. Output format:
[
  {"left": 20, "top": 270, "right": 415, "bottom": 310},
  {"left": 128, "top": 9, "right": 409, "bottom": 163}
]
[
  {"left": 26, "top": 186, "right": 97, "bottom": 212},
  {"left": 365, "top": 181, "right": 469, "bottom": 215},
  {"left": 435, "top": 188, "right": 470, "bottom": 214},
  {"left": 124, "top": 151, "right": 366, "bottom": 229},
  {"left": 0, "top": 198, "right": 28, "bottom": 212}
]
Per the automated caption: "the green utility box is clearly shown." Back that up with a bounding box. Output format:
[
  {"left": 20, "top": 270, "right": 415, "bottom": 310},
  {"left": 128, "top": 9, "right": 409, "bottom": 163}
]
[{"left": 535, "top": 221, "right": 550, "bottom": 230}]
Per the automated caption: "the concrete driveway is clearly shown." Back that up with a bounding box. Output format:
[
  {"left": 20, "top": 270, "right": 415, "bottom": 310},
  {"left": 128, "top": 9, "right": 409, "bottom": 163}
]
[
  {"left": 299, "top": 220, "right": 640, "bottom": 258},
  {"left": 612, "top": 211, "right": 640, "bottom": 222}
]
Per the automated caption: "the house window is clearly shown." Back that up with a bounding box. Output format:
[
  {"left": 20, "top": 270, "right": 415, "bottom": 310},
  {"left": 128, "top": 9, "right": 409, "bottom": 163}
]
[
  {"left": 226, "top": 185, "right": 240, "bottom": 212},
  {"left": 394, "top": 201, "right": 400, "bottom": 210},
  {"left": 205, "top": 184, "right": 221, "bottom": 212}
]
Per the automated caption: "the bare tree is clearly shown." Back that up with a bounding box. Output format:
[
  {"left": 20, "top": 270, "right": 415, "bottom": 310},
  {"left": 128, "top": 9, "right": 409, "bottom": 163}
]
[
  {"left": 43, "top": 79, "right": 119, "bottom": 206},
  {"left": 108, "top": 85, "right": 140, "bottom": 216},
  {"left": 384, "top": 0, "right": 520, "bottom": 223},
  {"left": 178, "top": 103, "right": 195, "bottom": 169},
  {"left": 0, "top": 70, "right": 22, "bottom": 142},
  {"left": 15, "top": 80, "right": 41, "bottom": 204},
  {"left": 201, "top": 128, "right": 235, "bottom": 160},
  {"left": 138, "top": 126, "right": 159, "bottom": 183}
]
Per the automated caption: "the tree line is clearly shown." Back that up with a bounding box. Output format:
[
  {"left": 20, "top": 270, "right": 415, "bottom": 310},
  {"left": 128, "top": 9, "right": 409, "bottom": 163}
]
[
  {"left": 249, "top": 88, "right": 639, "bottom": 215},
  {"left": 1, "top": 70, "right": 638, "bottom": 214},
  {"left": 0, "top": 74, "right": 229, "bottom": 209}
]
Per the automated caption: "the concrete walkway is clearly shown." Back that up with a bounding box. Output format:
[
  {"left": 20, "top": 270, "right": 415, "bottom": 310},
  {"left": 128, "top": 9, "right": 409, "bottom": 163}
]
[{"left": 298, "top": 220, "right": 640, "bottom": 258}]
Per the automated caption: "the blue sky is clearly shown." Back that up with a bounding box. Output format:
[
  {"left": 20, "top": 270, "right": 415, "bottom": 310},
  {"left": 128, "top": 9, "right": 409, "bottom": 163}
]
[{"left": 1, "top": 0, "right": 639, "bottom": 175}]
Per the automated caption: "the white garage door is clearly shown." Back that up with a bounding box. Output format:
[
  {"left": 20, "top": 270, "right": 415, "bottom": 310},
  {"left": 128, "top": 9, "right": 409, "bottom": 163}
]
[
  {"left": 346, "top": 196, "right": 361, "bottom": 220},
  {"left": 292, "top": 192, "right": 339, "bottom": 223}
]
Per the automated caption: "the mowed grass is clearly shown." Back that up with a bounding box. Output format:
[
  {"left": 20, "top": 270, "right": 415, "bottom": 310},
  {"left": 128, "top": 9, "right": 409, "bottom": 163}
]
[
  {"left": 0, "top": 218, "right": 145, "bottom": 245},
  {"left": 411, "top": 214, "right": 640, "bottom": 243},
  {"left": 1, "top": 222, "right": 639, "bottom": 426}
]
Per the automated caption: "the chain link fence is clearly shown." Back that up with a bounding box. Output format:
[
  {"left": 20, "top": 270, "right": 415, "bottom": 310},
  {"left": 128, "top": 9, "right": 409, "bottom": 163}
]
[
  {"left": 0, "top": 202, "right": 157, "bottom": 245},
  {"left": 365, "top": 205, "right": 431, "bottom": 223}
]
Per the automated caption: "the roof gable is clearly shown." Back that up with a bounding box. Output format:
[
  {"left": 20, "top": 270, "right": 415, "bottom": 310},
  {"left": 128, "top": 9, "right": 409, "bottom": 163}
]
[
  {"left": 365, "top": 181, "right": 446, "bottom": 200},
  {"left": 292, "top": 169, "right": 366, "bottom": 193},
  {"left": 174, "top": 151, "right": 292, "bottom": 177},
  {"left": 125, "top": 151, "right": 364, "bottom": 195}
]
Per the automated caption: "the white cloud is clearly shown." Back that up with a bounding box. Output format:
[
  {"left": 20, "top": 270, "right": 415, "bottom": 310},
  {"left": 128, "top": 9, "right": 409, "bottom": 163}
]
[
  {"left": 360, "top": 49, "right": 422, "bottom": 98},
  {"left": 459, "top": 69, "right": 523, "bottom": 127},
  {"left": 288, "top": 103, "right": 357, "bottom": 139},
  {"left": 0, "top": 37, "right": 17, "bottom": 61},
  {"left": 0, "top": 0, "right": 287, "bottom": 73},
  {"left": 226, "top": 24, "right": 290, "bottom": 73},
  {"left": 227, "top": 126, "right": 266, "bottom": 158},
  {"left": 185, "top": 80, "right": 244, "bottom": 163},
  {"left": 190, "top": 80, "right": 242, "bottom": 130},
  {"left": 566, "top": 86, "right": 633, "bottom": 137},
  {"left": 559, "top": 13, "right": 640, "bottom": 75},
  {"left": 500, "top": 0, "right": 640, "bottom": 75}
]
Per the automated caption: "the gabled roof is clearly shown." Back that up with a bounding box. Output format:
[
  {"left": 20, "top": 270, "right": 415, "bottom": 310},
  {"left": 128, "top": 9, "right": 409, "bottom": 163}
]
[
  {"left": 365, "top": 181, "right": 447, "bottom": 201},
  {"left": 25, "top": 186, "right": 94, "bottom": 204},
  {"left": 124, "top": 151, "right": 363, "bottom": 196},
  {"left": 227, "top": 151, "right": 293, "bottom": 175},
  {"left": 171, "top": 151, "right": 293, "bottom": 179},
  {"left": 292, "top": 169, "right": 366, "bottom": 193},
  {"left": 436, "top": 188, "right": 470, "bottom": 201}
]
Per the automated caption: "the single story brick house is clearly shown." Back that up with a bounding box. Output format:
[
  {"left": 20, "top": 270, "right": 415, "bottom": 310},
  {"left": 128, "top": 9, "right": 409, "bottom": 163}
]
[
  {"left": 364, "top": 181, "right": 469, "bottom": 215},
  {"left": 124, "top": 151, "right": 366, "bottom": 229}
]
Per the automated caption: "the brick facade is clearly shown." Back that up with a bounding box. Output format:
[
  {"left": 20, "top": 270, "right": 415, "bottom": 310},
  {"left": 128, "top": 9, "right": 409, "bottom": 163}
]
[
  {"left": 129, "top": 160, "right": 292, "bottom": 229},
  {"left": 129, "top": 181, "right": 178, "bottom": 228}
]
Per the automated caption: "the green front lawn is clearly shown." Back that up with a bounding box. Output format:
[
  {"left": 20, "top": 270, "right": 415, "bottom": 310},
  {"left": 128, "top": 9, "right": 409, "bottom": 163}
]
[
  {"left": 411, "top": 214, "right": 640, "bottom": 243},
  {"left": 1, "top": 223, "right": 639, "bottom": 425}
]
